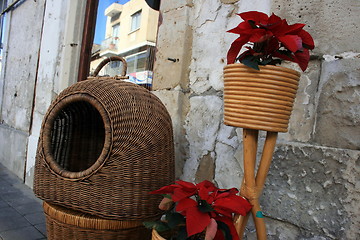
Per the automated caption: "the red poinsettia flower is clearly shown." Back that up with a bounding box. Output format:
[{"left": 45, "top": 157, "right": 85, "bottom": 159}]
[
  {"left": 227, "top": 11, "right": 314, "bottom": 71},
  {"left": 176, "top": 198, "right": 212, "bottom": 236},
  {"left": 150, "top": 180, "right": 252, "bottom": 240}
]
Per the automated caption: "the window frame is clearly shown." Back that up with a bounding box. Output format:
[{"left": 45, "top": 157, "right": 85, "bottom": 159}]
[
  {"left": 112, "top": 23, "right": 120, "bottom": 44},
  {"left": 130, "top": 10, "right": 141, "bottom": 33}
]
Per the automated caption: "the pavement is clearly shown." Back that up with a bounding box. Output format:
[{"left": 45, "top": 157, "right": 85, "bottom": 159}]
[{"left": 0, "top": 163, "right": 46, "bottom": 240}]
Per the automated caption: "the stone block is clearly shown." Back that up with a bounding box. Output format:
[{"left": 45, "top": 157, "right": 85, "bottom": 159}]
[
  {"left": 271, "top": 0, "right": 360, "bottom": 55},
  {"left": 262, "top": 143, "right": 360, "bottom": 239},
  {"left": 153, "top": 5, "right": 192, "bottom": 90},
  {"left": 195, "top": 152, "right": 215, "bottom": 183},
  {"left": 244, "top": 216, "right": 301, "bottom": 240},
  {"left": 159, "top": 0, "right": 192, "bottom": 13},
  {"left": 189, "top": 2, "right": 240, "bottom": 94},
  {"left": 152, "top": 89, "right": 189, "bottom": 178},
  {"left": 278, "top": 60, "right": 321, "bottom": 143},
  {"left": 314, "top": 58, "right": 360, "bottom": 150},
  {"left": 182, "top": 96, "right": 222, "bottom": 180},
  {"left": 237, "top": 0, "right": 271, "bottom": 14},
  {"left": 214, "top": 142, "right": 243, "bottom": 189}
]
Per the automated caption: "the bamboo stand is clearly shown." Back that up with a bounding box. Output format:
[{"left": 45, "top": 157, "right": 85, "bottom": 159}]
[
  {"left": 223, "top": 64, "right": 301, "bottom": 239},
  {"left": 234, "top": 129, "right": 278, "bottom": 240}
]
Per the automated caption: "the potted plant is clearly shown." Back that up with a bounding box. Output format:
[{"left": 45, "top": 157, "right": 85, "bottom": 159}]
[
  {"left": 223, "top": 11, "right": 314, "bottom": 239},
  {"left": 144, "top": 180, "right": 252, "bottom": 240},
  {"left": 224, "top": 11, "right": 314, "bottom": 132}
]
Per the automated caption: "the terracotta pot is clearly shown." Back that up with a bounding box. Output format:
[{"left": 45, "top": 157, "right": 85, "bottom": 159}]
[{"left": 223, "top": 63, "right": 301, "bottom": 132}]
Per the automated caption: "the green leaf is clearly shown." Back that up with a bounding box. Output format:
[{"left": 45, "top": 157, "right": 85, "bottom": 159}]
[
  {"left": 241, "top": 56, "right": 260, "bottom": 70},
  {"left": 166, "top": 212, "right": 185, "bottom": 229},
  {"left": 217, "top": 221, "right": 232, "bottom": 240},
  {"left": 162, "top": 194, "right": 172, "bottom": 199},
  {"left": 143, "top": 221, "right": 157, "bottom": 229},
  {"left": 198, "top": 200, "right": 214, "bottom": 213},
  {"left": 277, "top": 49, "right": 293, "bottom": 57},
  {"left": 271, "top": 59, "right": 282, "bottom": 65},
  {"left": 175, "top": 226, "right": 188, "bottom": 240},
  {"left": 143, "top": 221, "right": 171, "bottom": 232}
]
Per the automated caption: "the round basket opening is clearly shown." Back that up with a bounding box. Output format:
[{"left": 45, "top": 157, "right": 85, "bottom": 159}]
[{"left": 42, "top": 94, "right": 111, "bottom": 180}]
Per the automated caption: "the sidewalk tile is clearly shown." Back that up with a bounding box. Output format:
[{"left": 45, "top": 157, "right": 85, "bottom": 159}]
[
  {"left": 12, "top": 202, "right": 43, "bottom": 216},
  {"left": 34, "top": 223, "right": 47, "bottom": 237},
  {"left": 0, "top": 207, "right": 31, "bottom": 231},
  {"left": 24, "top": 212, "right": 46, "bottom": 225},
  {"left": 0, "top": 226, "right": 44, "bottom": 240}
]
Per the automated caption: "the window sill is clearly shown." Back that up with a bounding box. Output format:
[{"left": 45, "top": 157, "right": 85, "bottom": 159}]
[{"left": 129, "top": 28, "right": 140, "bottom": 35}]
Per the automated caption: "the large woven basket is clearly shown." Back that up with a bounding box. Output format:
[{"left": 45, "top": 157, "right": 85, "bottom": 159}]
[
  {"left": 34, "top": 56, "right": 175, "bottom": 220},
  {"left": 43, "top": 201, "right": 151, "bottom": 240}
]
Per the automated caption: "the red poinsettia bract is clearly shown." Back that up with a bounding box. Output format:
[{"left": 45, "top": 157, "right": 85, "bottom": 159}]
[
  {"left": 227, "top": 11, "right": 314, "bottom": 71},
  {"left": 150, "top": 180, "right": 252, "bottom": 240}
]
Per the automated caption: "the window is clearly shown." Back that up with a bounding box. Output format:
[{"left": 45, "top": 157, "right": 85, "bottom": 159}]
[
  {"left": 112, "top": 23, "right": 120, "bottom": 44},
  {"left": 130, "top": 10, "right": 141, "bottom": 32},
  {"left": 126, "top": 52, "right": 147, "bottom": 74}
]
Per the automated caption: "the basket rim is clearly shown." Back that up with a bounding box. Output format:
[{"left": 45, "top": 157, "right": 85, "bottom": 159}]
[
  {"left": 41, "top": 92, "right": 113, "bottom": 181},
  {"left": 43, "top": 201, "right": 143, "bottom": 230},
  {"left": 224, "top": 63, "right": 301, "bottom": 77}
]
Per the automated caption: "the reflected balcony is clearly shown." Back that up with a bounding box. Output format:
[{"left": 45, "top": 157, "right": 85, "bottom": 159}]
[{"left": 101, "top": 37, "right": 119, "bottom": 51}]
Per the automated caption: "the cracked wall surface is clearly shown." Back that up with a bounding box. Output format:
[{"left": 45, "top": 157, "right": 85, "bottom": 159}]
[
  {"left": 0, "top": 0, "right": 46, "bottom": 178},
  {"left": 153, "top": 0, "right": 360, "bottom": 239},
  {"left": 0, "top": 0, "right": 85, "bottom": 184}
]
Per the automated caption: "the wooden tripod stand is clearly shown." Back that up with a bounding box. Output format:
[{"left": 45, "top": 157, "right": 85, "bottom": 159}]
[{"left": 234, "top": 128, "right": 278, "bottom": 240}]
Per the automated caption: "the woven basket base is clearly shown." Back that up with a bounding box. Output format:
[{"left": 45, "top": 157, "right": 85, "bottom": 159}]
[{"left": 44, "top": 201, "right": 151, "bottom": 240}]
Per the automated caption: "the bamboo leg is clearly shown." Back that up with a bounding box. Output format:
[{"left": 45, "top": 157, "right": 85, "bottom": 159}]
[
  {"left": 239, "top": 129, "right": 266, "bottom": 238},
  {"left": 256, "top": 132, "right": 278, "bottom": 191},
  {"left": 236, "top": 131, "right": 278, "bottom": 239}
]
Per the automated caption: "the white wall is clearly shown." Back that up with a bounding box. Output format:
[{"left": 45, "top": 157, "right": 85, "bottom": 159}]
[{"left": 0, "top": 0, "right": 86, "bottom": 186}]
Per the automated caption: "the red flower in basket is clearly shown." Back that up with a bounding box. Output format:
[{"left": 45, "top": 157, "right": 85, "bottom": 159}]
[
  {"left": 147, "top": 180, "right": 252, "bottom": 240},
  {"left": 227, "top": 11, "right": 314, "bottom": 71}
]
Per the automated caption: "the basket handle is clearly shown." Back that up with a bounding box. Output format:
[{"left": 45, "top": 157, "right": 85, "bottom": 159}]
[{"left": 92, "top": 56, "right": 128, "bottom": 78}]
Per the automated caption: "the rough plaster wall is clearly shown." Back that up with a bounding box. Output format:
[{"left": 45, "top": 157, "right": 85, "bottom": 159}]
[
  {"left": 0, "top": 0, "right": 45, "bottom": 131},
  {"left": 154, "top": 0, "right": 360, "bottom": 239},
  {"left": 0, "top": 0, "right": 84, "bottom": 185},
  {"left": 24, "top": 0, "right": 86, "bottom": 187},
  {"left": 24, "top": 0, "right": 72, "bottom": 187},
  {"left": 0, "top": 0, "right": 46, "bottom": 178},
  {"left": 152, "top": 0, "right": 193, "bottom": 177}
]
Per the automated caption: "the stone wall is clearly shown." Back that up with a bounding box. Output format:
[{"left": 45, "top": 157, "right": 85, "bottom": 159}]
[{"left": 153, "top": 0, "right": 360, "bottom": 239}]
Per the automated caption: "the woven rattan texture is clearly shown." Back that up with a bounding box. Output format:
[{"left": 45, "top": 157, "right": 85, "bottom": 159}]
[
  {"left": 43, "top": 201, "right": 151, "bottom": 240},
  {"left": 34, "top": 79, "right": 175, "bottom": 221}
]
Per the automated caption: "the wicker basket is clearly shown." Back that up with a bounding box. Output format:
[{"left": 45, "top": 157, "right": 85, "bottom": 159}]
[
  {"left": 43, "top": 201, "right": 151, "bottom": 240},
  {"left": 34, "top": 56, "right": 175, "bottom": 220}
]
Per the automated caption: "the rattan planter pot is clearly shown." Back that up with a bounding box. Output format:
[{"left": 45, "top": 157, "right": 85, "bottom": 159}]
[
  {"left": 151, "top": 229, "right": 206, "bottom": 240},
  {"left": 223, "top": 63, "right": 300, "bottom": 132},
  {"left": 34, "top": 78, "right": 175, "bottom": 221},
  {"left": 43, "top": 201, "right": 151, "bottom": 240},
  {"left": 152, "top": 229, "right": 166, "bottom": 240}
]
